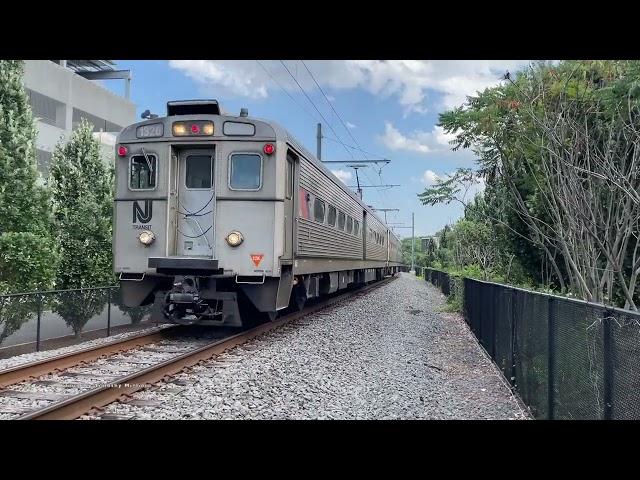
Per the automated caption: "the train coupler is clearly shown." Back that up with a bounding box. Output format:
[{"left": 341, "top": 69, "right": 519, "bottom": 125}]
[
  {"left": 163, "top": 276, "right": 210, "bottom": 325},
  {"left": 155, "top": 276, "right": 243, "bottom": 327}
]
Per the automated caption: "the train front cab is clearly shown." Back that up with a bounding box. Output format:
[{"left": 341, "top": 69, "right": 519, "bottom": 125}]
[{"left": 114, "top": 105, "right": 292, "bottom": 326}]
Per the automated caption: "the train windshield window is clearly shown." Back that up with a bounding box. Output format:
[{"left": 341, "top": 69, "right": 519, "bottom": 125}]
[
  {"left": 346, "top": 216, "right": 353, "bottom": 234},
  {"left": 327, "top": 206, "right": 337, "bottom": 227},
  {"left": 130, "top": 155, "right": 156, "bottom": 190},
  {"left": 354, "top": 220, "right": 360, "bottom": 236},
  {"left": 314, "top": 198, "right": 326, "bottom": 223},
  {"left": 338, "top": 211, "right": 346, "bottom": 230},
  {"left": 186, "top": 155, "right": 212, "bottom": 189},
  {"left": 230, "top": 153, "right": 262, "bottom": 190}
]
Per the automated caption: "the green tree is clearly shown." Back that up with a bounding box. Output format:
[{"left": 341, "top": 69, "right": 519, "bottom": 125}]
[
  {"left": 0, "top": 60, "right": 58, "bottom": 342},
  {"left": 423, "top": 60, "right": 640, "bottom": 308},
  {"left": 0, "top": 60, "right": 58, "bottom": 293},
  {"left": 49, "top": 119, "right": 114, "bottom": 337}
]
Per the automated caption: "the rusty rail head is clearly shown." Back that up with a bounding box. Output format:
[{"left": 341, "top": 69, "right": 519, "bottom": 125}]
[
  {"left": 17, "top": 276, "right": 396, "bottom": 420},
  {"left": 0, "top": 327, "right": 178, "bottom": 389}
]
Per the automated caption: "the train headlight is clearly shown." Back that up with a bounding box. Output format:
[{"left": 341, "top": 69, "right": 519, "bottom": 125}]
[
  {"left": 172, "top": 123, "right": 187, "bottom": 135},
  {"left": 138, "top": 230, "right": 156, "bottom": 246},
  {"left": 226, "top": 231, "right": 244, "bottom": 247},
  {"left": 172, "top": 121, "right": 214, "bottom": 136}
]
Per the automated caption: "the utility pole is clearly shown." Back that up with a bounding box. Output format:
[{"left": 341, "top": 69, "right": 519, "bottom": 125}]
[
  {"left": 316, "top": 123, "right": 322, "bottom": 161},
  {"left": 411, "top": 212, "right": 415, "bottom": 274},
  {"left": 392, "top": 221, "right": 415, "bottom": 272}
]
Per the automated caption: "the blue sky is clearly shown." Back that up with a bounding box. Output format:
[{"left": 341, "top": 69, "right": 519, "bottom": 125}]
[{"left": 104, "top": 60, "right": 526, "bottom": 238}]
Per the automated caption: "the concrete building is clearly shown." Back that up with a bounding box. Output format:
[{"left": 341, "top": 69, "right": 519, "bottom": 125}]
[{"left": 23, "top": 60, "right": 136, "bottom": 173}]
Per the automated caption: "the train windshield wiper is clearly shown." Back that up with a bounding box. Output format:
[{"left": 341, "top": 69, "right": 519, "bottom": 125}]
[{"left": 140, "top": 147, "right": 153, "bottom": 176}]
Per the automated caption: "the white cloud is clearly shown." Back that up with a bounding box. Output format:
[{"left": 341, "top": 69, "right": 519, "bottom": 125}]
[
  {"left": 433, "top": 125, "right": 456, "bottom": 147},
  {"left": 331, "top": 169, "right": 352, "bottom": 184},
  {"left": 167, "top": 60, "right": 527, "bottom": 114},
  {"left": 380, "top": 122, "right": 432, "bottom": 154},
  {"left": 346, "top": 121, "right": 356, "bottom": 129},
  {"left": 168, "top": 60, "right": 269, "bottom": 99},
  {"left": 379, "top": 122, "right": 468, "bottom": 157},
  {"left": 422, "top": 170, "right": 441, "bottom": 185}
]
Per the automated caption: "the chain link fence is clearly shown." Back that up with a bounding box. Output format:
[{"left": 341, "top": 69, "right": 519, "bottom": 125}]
[
  {"left": 0, "top": 286, "right": 154, "bottom": 358},
  {"left": 424, "top": 268, "right": 640, "bottom": 420}
]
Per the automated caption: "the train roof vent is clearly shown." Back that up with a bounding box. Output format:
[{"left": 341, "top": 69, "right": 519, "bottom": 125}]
[{"left": 167, "top": 100, "right": 220, "bottom": 116}]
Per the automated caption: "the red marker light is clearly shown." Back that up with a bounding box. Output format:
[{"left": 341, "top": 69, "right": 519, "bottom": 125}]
[
  {"left": 263, "top": 143, "right": 275, "bottom": 155},
  {"left": 117, "top": 145, "right": 128, "bottom": 157},
  {"left": 191, "top": 124, "right": 200, "bottom": 134}
]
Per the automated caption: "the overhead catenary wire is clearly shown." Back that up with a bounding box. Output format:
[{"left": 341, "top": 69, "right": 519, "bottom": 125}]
[
  {"left": 255, "top": 60, "right": 321, "bottom": 125},
  {"left": 299, "top": 61, "right": 393, "bottom": 208},
  {"left": 257, "top": 60, "right": 381, "bottom": 202},
  {"left": 279, "top": 60, "right": 355, "bottom": 162},
  {"left": 265, "top": 60, "right": 394, "bottom": 209},
  {"left": 301, "top": 60, "right": 365, "bottom": 154}
]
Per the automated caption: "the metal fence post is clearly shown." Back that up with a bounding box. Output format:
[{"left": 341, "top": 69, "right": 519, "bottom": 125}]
[
  {"left": 548, "top": 296, "right": 555, "bottom": 420},
  {"left": 602, "top": 308, "right": 613, "bottom": 420},
  {"left": 491, "top": 283, "right": 497, "bottom": 360},
  {"left": 107, "top": 288, "right": 111, "bottom": 338},
  {"left": 510, "top": 288, "right": 517, "bottom": 387},
  {"left": 36, "top": 294, "right": 42, "bottom": 352}
]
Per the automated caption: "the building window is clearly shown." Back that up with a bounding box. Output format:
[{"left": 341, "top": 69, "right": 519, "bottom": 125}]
[
  {"left": 186, "top": 155, "right": 212, "bottom": 189},
  {"left": 346, "top": 216, "right": 353, "bottom": 234},
  {"left": 36, "top": 149, "right": 53, "bottom": 175},
  {"left": 229, "top": 153, "right": 262, "bottom": 190},
  {"left": 314, "top": 198, "right": 326, "bottom": 223},
  {"left": 327, "top": 206, "right": 337, "bottom": 227},
  {"left": 105, "top": 120, "right": 124, "bottom": 133},
  {"left": 130, "top": 155, "right": 157, "bottom": 190},
  {"left": 337, "top": 211, "right": 346, "bottom": 231},
  {"left": 27, "top": 89, "right": 65, "bottom": 128},
  {"left": 73, "top": 107, "right": 107, "bottom": 132},
  {"left": 354, "top": 220, "right": 360, "bottom": 236}
]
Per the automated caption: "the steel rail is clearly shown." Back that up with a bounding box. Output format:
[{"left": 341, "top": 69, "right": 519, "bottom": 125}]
[
  {"left": 17, "top": 276, "right": 396, "bottom": 420},
  {"left": 0, "top": 326, "right": 179, "bottom": 389}
]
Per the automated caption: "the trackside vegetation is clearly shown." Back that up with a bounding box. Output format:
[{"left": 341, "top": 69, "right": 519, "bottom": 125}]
[{"left": 417, "top": 60, "right": 640, "bottom": 311}]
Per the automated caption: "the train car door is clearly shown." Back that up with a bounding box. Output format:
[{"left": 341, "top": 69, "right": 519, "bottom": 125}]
[
  {"left": 176, "top": 148, "right": 215, "bottom": 257},
  {"left": 282, "top": 151, "right": 296, "bottom": 262}
]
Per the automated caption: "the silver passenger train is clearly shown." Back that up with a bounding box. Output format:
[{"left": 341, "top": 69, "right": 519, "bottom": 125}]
[{"left": 114, "top": 99, "right": 404, "bottom": 326}]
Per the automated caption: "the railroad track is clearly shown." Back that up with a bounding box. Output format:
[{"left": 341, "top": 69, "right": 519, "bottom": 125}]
[{"left": 0, "top": 276, "right": 395, "bottom": 420}]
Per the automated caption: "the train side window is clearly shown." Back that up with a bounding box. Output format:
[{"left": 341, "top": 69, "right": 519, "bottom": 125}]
[
  {"left": 229, "top": 153, "right": 262, "bottom": 190},
  {"left": 337, "top": 211, "right": 346, "bottom": 230},
  {"left": 346, "top": 216, "right": 353, "bottom": 234},
  {"left": 327, "top": 206, "right": 337, "bottom": 227},
  {"left": 354, "top": 220, "right": 360, "bottom": 236},
  {"left": 185, "top": 155, "right": 212, "bottom": 189},
  {"left": 129, "top": 155, "right": 157, "bottom": 190},
  {"left": 286, "top": 157, "right": 294, "bottom": 199},
  {"left": 314, "top": 197, "right": 326, "bottom": 223}
]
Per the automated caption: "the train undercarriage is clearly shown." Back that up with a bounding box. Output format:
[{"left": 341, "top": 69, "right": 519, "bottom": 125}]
[{"left": 123, "top": 266, "right": 403, "bottom": 327}]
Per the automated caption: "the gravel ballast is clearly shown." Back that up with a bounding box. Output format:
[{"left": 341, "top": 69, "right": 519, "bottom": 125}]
[
  {"left": 95, "top": 273, "right": 529, "bottom": 420},
  {"left": 0, "top": 325, "right": 173, "bottom": 371}
]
